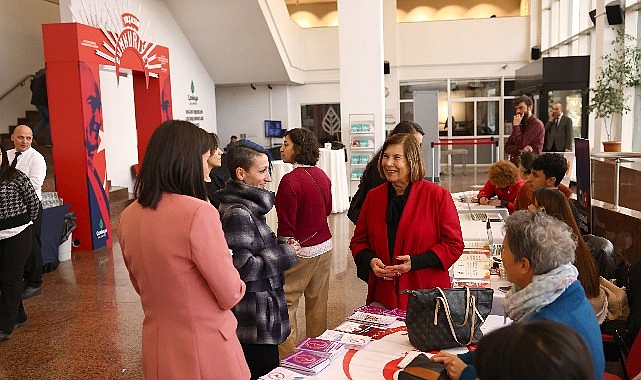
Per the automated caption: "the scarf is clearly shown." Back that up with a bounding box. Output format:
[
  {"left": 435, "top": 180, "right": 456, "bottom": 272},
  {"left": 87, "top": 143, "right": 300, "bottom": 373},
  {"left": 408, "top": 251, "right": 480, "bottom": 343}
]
[{"left": 503, "top": 263, "right": 578, "bottom": 322}]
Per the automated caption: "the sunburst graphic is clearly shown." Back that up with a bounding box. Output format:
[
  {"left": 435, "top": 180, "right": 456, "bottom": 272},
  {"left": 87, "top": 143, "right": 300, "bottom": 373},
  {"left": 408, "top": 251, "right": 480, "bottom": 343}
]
[
  {"left": 322, "top": 107, "right": 341, "bottom": 138},
  {"left": 70, "top": 0, "right": 163, "bottom": 86}
]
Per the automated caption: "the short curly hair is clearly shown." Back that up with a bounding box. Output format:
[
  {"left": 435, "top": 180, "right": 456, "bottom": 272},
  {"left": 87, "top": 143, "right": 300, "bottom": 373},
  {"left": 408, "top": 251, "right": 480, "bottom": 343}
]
[
  {"left": 488, "top": 160, "right": 520, "bottom": 188},
  {"left": 285, "top": 128, "right": 319, "bottom": 165}
]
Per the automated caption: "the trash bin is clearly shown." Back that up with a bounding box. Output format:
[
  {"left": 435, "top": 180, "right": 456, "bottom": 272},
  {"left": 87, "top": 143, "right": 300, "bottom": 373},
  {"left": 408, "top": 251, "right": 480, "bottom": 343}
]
[
  {"left": 58, "top": 233, "right": 72, "bottom": 262},
  {"left": 58, "top": 211, "right": 77, "bottom": 262}
]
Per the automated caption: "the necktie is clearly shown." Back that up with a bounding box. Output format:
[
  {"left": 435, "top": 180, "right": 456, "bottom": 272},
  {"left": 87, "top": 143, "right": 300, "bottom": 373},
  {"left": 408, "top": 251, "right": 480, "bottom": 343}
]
[{"left": 10, "top": 152, "right": 21, "bottom": 168}]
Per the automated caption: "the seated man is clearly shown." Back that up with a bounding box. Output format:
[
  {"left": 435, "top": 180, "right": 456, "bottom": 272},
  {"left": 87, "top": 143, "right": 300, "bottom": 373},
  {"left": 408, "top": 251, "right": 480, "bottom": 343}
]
[
  {"left": 476, "top": 160, "right": 524, "bottom": 214},
  {"left": 514, "top": 153, "right": 572, "bottom": 211}
]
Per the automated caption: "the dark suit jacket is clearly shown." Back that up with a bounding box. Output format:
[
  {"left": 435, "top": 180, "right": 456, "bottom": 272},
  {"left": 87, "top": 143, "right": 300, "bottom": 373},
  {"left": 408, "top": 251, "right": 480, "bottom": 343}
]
[{"left": 544, "top": 114, "right": 573, "bottom": 151}]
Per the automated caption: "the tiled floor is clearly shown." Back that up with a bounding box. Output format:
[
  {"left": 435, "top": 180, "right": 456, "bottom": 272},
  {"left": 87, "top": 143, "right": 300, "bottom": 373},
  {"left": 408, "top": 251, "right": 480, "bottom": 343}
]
[{"left": 0, "top": 170, "right": 485, "bottom": 378}]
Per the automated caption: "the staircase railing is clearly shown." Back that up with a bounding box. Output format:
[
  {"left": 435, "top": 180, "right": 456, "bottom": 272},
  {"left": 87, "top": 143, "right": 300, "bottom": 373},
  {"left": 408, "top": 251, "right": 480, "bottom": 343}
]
[{"left": 0, "top": 74, "right": 34, "bottom": 103}]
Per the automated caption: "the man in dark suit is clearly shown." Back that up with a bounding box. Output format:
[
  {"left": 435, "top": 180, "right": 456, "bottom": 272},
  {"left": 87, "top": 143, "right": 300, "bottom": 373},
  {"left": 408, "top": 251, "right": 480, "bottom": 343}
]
[{"left": 544, "top": 103, "right": 573, "bottom": 152}]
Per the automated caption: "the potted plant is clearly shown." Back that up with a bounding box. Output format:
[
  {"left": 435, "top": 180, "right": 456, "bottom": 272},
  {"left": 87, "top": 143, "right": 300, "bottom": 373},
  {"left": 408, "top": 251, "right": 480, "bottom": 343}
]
[{"left": 588, "top": 29, "right": 641, "bottom": 152}]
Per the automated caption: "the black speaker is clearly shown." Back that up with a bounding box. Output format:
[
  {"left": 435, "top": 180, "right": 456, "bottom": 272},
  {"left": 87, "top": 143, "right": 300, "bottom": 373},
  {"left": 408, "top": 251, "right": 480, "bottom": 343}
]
[
  {"left": 589, "top": 9, "right": 596, "bottom": 25},
  {"left": 383, "top": 61, "right": 390, "bottom": 75},
  {"left": 531, "top": 46, "right": 541, "bottom": 60},
  {"left": 606, "top": 1, "right": 623, "bottom": 25}
]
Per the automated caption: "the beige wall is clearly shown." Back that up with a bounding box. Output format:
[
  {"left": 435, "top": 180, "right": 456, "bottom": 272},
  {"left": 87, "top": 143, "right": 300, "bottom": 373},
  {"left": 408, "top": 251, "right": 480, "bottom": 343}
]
[{"left": 287, "top": 0, "right": 523, "bottom": 27}]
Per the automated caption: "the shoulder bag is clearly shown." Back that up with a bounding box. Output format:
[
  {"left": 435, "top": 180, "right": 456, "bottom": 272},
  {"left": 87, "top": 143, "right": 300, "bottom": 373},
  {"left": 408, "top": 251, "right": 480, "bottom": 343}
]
[{"left": 402, "top": 287, "right": 494, "bottom": 351}]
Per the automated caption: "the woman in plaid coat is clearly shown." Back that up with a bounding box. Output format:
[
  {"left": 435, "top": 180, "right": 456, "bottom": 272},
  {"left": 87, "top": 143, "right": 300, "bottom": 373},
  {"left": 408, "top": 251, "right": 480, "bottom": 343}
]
[{"left": 216, "top": 140, "right": 299, "bottom": 380}]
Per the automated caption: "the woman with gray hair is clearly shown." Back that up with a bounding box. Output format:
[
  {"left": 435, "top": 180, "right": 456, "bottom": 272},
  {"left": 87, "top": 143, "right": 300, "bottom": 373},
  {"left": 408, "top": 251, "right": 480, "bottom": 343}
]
[{"left": 433, "top": 210, "right": 605, "bottom": 380}]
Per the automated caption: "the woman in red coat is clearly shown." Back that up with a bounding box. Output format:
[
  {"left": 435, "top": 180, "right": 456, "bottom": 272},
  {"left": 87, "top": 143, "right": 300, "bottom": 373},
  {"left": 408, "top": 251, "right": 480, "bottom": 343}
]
[{"left": 350, "top": 133, "right": 463, "bottom": 309}]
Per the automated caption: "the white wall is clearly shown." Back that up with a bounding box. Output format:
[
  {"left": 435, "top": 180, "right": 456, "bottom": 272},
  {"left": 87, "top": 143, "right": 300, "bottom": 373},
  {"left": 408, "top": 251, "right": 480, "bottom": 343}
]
[
  {"left": 63, "top": 0, "right": 218, "bottom": 133},
  {"left": 99, "top": 69, "right": 138, "bottom": 192},
  {"left": 217, "top": 14, "right": 530, "bottom": 148},
  {"left": 0, "top": 0, "right": 60, "bottom": 134},
  {"left": 59, "top": 0, "right": 219, "bottom": 191},
  {"left": 216, "top": 85, "right": 289, "bottom": 148}
]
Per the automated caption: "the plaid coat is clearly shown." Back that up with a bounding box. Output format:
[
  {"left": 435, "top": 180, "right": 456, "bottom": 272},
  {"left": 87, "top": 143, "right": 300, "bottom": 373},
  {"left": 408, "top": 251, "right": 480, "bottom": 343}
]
[{"left": 216, "top": 180, "right": 298, "bottom": 345}]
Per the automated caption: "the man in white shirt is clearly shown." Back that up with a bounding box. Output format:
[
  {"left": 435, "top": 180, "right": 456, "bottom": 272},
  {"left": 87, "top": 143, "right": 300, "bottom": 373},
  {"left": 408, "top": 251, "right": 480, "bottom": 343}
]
[{"left": 8, "top": 125, "right": 46, "bottom": 299}]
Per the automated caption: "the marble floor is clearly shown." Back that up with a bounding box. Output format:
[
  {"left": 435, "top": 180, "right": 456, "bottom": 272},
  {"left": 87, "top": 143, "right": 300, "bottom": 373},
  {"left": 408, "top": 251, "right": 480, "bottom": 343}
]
[{"left": 0, "top": 169, "right": 486, "bottom": 379}]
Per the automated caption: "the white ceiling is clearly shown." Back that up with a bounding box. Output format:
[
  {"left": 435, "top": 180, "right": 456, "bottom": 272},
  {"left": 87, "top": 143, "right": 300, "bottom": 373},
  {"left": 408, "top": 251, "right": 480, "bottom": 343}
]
[{"left": 162, "top": 0, "right": 292, "bottom": 86}]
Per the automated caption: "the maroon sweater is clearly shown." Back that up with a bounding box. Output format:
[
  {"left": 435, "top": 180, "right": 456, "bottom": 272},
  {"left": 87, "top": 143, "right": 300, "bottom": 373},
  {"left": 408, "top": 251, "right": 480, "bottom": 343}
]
[
  {"left": 275, "top": 166, "right": 332, "bottom": 247},
  {"left": 505, "top": 115, "right": 545, "bottom": 165}
]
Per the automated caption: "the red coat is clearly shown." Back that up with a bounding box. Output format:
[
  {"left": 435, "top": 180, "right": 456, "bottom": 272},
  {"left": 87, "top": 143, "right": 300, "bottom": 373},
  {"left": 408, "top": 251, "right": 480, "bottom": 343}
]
[
  {"left": 476, "top": 178, "right": 524, "bottom": 214},
  {"left": 350, "top": 180, "right": 464, "bottom": 309}
]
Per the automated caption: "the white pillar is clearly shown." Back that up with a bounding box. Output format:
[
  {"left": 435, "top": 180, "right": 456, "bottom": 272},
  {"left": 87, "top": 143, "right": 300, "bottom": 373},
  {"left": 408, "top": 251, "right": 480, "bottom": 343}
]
[{"left": 337, "top": 0, "right": 386, "bottom": 149}]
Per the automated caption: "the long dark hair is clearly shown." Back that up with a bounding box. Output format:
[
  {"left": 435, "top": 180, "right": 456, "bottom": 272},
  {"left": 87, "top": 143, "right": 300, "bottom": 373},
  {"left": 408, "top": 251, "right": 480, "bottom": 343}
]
[
  {"left": 532, "top": 187, "right": 600, "bottom": 298},
  {"left": 134, "top": 120, "right": 210, "bottom": 209},
  {"left": 0, "top": 146, "right": 20, "bottom": 182}
]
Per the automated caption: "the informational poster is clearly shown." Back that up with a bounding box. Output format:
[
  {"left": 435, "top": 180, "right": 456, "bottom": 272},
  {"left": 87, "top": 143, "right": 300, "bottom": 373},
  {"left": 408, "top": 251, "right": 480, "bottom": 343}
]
[{"left": 574, "top": 138, "right": 591, "bottom": 234}]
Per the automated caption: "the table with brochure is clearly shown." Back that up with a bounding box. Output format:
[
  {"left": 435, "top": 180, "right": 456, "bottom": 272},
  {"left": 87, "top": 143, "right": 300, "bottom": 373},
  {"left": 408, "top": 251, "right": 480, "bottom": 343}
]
[
  {"left": 262, "top": 307, "right": 510, "bottom": 379},
  {"left": 259, "top": 191, "right": 512, "bottom": 379}
]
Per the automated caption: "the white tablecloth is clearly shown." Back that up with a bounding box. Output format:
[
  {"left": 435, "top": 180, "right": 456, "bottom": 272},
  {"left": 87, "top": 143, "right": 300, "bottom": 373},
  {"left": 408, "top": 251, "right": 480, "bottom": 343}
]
[
  {"left": 318, "top": 148, "right": 350, "bottom": 213},
  {"left": 268, "top": 314, "right": 510, "bottom": 379}
]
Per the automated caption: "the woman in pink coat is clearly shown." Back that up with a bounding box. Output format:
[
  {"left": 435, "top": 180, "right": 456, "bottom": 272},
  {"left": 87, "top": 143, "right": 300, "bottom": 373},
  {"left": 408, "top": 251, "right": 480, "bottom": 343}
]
[{"left": 118, "top": 120, "right": 250, "bottom": 380}]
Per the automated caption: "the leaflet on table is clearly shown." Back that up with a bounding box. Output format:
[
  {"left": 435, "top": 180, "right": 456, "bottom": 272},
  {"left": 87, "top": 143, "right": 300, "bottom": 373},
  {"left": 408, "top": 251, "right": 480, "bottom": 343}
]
[
  {"left": 280, "top": 350, "right": 332, "bottom": 376},
  {"left": 463, "top": 240, "right": 490, "bottom": 250},
  {"left": 346, "top": 311, "right": 397, "bottom": 327},
  {"left": 259, "top": 366, "right": 308, "bottom": 380},
  {"left": 354, "top": 305, "right": 406, "bottom": 321},
  {"left": 451, "top": 279, "right": 491, "bottom": 288},
  {"left": 452, "top": 261, "right": 491, "bottom": 279},
  {"left": 295, "top": 338, "right": 346, "bottom": 360},
  {"left": 317, "top": 329, "right": 373, "bottom": 349},
  {"left": 333, "top": 321, "right": 387, "bottom": 337}
]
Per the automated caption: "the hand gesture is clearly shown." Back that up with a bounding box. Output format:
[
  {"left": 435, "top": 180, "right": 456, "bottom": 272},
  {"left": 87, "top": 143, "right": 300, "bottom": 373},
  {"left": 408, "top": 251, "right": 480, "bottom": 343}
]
[
  {"left": 432, "top": 351, "right": 468, "bottom": 380},
  {"left": 370, "top": 258, "right": 394, "bottom": 280}
]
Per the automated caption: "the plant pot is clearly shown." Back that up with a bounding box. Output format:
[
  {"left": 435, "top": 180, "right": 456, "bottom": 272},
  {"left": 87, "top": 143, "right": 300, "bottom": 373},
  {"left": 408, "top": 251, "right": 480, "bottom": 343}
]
[{"left": 602, "top": 141, "right": 622, "bottom": 152}]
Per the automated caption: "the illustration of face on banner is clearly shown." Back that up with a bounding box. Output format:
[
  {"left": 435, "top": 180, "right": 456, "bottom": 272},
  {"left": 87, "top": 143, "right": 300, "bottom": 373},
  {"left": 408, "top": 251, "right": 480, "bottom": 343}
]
[{"left": 79, "top": 61, "right": 111, "bottom": 248}]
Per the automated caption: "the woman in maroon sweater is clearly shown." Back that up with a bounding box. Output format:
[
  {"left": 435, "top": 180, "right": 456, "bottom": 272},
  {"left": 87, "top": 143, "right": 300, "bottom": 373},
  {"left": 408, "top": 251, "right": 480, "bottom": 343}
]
[{"left": 275, "top": 128, "right": 333, "bottom": 355}]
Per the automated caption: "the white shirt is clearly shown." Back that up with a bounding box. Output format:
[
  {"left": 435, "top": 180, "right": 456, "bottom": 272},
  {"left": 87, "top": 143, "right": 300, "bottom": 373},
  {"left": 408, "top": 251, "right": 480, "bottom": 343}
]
[{"left": 7, "top": 147, "right": 46, "bottom": 200}]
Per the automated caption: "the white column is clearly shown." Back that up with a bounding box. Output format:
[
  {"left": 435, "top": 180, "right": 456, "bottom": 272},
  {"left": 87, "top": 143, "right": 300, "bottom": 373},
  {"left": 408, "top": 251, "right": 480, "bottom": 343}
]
[{"left": 337, "top": 0, "right": 386, "bottom": 149}]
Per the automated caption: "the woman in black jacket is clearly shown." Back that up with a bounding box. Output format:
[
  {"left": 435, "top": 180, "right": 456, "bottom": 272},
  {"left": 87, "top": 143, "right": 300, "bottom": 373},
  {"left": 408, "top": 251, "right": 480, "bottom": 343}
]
[{"left": 0, "top": 146, "right": 40, "bottom": 340}]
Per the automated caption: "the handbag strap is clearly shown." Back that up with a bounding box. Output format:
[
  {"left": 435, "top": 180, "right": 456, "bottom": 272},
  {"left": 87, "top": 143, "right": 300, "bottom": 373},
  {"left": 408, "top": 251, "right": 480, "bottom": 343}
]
[
  {"left": 302, "top": 168, "right": 328, "bottom": 205},
  {"left": 434, "top": 287, "right": 486, "bottom": 347}
]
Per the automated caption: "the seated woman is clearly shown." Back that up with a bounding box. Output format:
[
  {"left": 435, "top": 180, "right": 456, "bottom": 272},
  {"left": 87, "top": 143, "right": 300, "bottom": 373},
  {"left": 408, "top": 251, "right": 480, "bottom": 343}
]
[
  {"left": 476, "top": 160, "right": 524, "bottom": 213},
  {"left": 216, "top": 140, "right": 300, "bottom": 379},
  {"left": 349, "top": 133, "right": 463, "bottom": 309},
  {"left": 475, "top": 321, "right": 596, "bottom": 380},
  {"left": 529, "top": 187, "right": 605, "bottom": 322},
  {"left": 432, "top": 211, "right": 605, "bottom": 380}
]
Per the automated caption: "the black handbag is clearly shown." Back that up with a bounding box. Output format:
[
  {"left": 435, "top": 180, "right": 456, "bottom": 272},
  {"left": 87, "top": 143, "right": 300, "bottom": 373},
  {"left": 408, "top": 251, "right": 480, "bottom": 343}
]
[{"left": 403, "top": 287, "right": 494, "bottom": 351}]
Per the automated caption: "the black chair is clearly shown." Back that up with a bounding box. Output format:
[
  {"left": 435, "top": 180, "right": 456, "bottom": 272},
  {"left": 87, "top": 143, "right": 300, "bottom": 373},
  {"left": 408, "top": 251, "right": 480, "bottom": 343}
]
[
  {"left": 601, "top": 259, "right": 641, "bottom": 380},
  {"left": 584, "top": 234, "right": 617, "bottom": 279}
]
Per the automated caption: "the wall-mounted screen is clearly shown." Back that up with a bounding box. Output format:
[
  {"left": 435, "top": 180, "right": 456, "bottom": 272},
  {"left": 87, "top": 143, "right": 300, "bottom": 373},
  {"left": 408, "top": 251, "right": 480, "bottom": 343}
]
[{"left": 265, "top": 120, "right": 282, "bottom": 137}]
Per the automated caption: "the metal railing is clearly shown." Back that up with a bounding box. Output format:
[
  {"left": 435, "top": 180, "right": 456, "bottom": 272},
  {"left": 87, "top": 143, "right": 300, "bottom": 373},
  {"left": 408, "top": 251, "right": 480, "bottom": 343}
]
[{"left": 0, "top": 74, "right": 34, "bottom": 103}]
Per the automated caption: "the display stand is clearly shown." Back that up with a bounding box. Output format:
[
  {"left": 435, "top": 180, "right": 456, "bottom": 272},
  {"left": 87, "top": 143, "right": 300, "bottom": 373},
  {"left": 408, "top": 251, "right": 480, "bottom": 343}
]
[{"left": 348, "top": 114, "right": 376, "bottom": 196}]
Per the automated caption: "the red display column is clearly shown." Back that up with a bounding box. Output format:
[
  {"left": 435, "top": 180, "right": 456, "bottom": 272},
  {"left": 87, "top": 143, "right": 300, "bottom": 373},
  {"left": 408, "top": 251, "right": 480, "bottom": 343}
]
[{"left": 42, "top": 22, "right": 171, "bottom": 251}]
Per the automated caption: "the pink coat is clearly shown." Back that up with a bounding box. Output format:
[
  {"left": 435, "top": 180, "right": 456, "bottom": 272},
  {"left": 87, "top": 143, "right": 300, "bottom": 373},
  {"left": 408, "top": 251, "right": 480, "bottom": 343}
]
[{"left": 118, "top": 193, "right": 250, "bottom": 380}]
